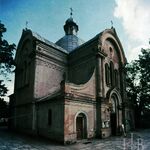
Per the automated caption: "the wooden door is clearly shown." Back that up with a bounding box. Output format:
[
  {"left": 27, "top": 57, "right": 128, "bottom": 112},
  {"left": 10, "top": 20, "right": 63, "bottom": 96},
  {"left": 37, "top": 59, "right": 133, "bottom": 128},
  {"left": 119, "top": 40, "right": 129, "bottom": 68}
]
[{"left": 76, "top": 116, "right": 83, "bottom": 139}]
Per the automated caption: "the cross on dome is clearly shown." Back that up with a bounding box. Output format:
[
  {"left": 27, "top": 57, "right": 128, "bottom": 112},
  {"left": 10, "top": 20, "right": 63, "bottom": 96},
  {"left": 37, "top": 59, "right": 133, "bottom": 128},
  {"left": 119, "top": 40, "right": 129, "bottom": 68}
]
[{"left": 70, "top": 8, "right": 73, "bottom": 18}]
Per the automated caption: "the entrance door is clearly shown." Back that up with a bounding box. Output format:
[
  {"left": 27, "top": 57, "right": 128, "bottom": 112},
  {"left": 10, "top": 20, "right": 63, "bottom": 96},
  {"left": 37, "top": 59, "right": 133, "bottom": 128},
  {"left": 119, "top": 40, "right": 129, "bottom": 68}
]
[
  {"left": 111, "top": 113, "right": 117, "bottom": 135},
  {"left": 76, "top": 113, "right": 87, "bottom": 139}
]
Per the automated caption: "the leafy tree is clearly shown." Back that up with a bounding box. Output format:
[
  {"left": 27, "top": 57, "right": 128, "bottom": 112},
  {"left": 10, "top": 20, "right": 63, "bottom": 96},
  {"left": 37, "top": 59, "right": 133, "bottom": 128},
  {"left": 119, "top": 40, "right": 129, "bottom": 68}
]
[
  {"left": 0, "top": 22, "right": 16, "bottom": 97},
  {"left": 126, "top": 48, "right": 150, "bottom": 128}
]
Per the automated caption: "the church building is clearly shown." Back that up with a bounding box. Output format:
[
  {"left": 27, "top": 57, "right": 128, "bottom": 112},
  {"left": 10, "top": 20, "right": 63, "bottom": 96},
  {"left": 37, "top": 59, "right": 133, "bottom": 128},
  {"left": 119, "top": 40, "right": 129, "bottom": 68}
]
[{"left": 9, "top": 12, "right": 134, "bottom": 144}]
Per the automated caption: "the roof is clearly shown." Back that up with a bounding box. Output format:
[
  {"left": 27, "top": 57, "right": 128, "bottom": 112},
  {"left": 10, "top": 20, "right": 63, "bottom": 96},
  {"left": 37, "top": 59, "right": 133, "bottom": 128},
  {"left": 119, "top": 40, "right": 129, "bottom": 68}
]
[
  {"left": 68, "top": 28, "right": 127, "bottom": 64},
  {"left": 55, "top": 34, "right": 85, "bottom": 53},
  {"left": 31, "top": 31, "right": 68, "bottom": 54}
]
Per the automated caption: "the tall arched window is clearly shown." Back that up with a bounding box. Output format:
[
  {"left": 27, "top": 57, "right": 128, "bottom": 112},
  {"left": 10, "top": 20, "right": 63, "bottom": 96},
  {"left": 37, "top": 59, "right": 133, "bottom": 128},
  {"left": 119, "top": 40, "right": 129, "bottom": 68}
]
[
  {"left": 109, "top": 47, "right": 113, "bottom": 58},
  {"left": 110, "top": 61, "right": 114, "bottom": 86},
  {"left": 105, "top": 63, "right": 110, "bottom": 86},
  {"left": 114, "top": 69, "right": 118, "bottom": 87}
]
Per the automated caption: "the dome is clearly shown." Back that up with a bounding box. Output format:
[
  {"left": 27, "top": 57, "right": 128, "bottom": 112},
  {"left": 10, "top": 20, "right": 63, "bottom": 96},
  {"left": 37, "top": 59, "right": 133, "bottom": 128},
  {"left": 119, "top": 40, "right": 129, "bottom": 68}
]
[
  {"left": 63, "top": 17, "right": 79, "bottom": 35},
  {"left": 55, "top": 12, "right": 84, "bottom": 52},
  {"left": 66, "top": 17, "right": 73, "bottom": 23},
  {"left": 55, "top": 35, "right": 84, "bottom": 52}
]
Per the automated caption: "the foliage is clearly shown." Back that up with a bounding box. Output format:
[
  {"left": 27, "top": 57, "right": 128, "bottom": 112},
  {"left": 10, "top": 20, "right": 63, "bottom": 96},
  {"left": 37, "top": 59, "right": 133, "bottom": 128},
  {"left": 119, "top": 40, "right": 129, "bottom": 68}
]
[
  {"left": 0, "top": 22, "right": 16, "bottom": 97},
  {"left": 126, "top": 48, "right": 150, "bottom": 128}
]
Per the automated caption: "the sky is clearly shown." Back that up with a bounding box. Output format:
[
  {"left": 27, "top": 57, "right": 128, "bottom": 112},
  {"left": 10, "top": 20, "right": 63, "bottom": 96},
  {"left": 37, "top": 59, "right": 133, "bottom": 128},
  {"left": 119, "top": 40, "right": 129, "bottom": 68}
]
[{"left": 1, "top": 0, "right": 150, "bottom": 101}]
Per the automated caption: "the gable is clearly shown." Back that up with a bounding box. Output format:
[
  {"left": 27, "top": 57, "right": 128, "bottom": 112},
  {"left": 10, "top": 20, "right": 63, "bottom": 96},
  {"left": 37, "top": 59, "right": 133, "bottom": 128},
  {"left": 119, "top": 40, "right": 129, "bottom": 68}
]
[
  {"left": 99, "top": 28, "right": 127, "bottom": 65},
  {"left": 15, "top": 30, "right": 34, "bottom": 67}
]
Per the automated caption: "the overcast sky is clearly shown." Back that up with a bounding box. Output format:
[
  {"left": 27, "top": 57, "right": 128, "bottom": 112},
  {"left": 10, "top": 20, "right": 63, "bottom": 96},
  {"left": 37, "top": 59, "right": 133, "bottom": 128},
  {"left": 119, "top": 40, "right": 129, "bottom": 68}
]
[{"left": 1, "top": 0, "right": 150, "bottom": 101}]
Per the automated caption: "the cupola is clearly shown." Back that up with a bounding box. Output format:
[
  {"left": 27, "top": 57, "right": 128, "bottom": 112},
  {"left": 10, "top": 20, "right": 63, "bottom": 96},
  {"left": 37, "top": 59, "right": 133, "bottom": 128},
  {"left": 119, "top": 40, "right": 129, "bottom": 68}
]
[{"left": 55, "top": 8, "right": 84, "bottom": 52}]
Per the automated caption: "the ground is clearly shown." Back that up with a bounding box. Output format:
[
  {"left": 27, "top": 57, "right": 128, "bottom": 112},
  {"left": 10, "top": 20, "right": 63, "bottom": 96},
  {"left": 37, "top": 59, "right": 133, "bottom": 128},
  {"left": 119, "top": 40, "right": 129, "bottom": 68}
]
[{"left": 0, "top": 127, "right": 150, "bottom": 150}]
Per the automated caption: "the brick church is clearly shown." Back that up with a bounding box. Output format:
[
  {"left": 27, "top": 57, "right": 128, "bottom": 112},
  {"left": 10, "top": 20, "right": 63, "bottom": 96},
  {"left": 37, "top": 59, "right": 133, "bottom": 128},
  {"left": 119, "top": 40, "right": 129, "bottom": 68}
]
[{"left": 9, "top": 12, "right": 134, "bottom": 144}]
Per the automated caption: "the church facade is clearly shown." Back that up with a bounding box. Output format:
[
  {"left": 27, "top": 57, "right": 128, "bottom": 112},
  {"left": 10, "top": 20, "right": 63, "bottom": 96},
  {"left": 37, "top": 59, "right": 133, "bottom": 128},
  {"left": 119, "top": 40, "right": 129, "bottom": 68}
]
[{"left": 9, "top": 14, "right": 134, "bottom": 144}]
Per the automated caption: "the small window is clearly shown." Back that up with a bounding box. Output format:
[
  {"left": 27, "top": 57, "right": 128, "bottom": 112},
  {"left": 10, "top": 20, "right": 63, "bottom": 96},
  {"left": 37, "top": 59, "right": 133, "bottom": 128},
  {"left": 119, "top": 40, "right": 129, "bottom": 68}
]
[{"left": 48, "top": 109, "right": 52, "bottom": 126}]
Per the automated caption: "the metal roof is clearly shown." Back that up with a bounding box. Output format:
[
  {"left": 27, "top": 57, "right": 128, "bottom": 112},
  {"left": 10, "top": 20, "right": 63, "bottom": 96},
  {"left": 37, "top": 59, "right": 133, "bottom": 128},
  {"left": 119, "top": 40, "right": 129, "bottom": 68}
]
[
  {"left": 55, "top": 35, "right": 85, "bottom": 53},
  {"left": 32, "top": 31, "right": 68, "bottom": 54}
]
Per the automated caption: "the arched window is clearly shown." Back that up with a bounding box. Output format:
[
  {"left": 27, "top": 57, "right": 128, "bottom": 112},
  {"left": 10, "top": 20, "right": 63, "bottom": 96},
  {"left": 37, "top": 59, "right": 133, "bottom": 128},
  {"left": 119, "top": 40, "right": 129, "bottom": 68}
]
[
  {"left": 110, "top": 61, "right": 114, "bottom": 86},
  {"left": 109, "top": 47, "right": 113, "bottom": 58},
  {"left": 105, "top": 63, "right": 110, "bottom": 86},
  {"left": 114, "top": 69, "right": 118, "bottom": 87}
]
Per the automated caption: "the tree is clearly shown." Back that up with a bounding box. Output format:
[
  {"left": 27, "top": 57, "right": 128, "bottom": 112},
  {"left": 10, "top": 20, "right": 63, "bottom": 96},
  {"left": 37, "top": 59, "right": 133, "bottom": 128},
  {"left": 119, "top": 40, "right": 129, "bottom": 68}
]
[
  {"left": 126, "top": 48, "right": 150, "bottom": 128},
  {"left": 0, "top": 22, "right": 16, "bottom": 98}
]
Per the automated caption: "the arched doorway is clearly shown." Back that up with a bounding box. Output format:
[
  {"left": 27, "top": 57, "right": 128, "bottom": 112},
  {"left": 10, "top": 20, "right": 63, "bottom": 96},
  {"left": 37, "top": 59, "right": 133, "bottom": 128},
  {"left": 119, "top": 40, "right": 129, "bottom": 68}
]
[
  {"left": 110, "top": 96, "right": 117, "bottom": 135},
  {"left": 108, "top": 89, "right": 123, "bottom": 136},
  {"left": 76, "top": 113, "right": 87, "bottom": 139}
]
